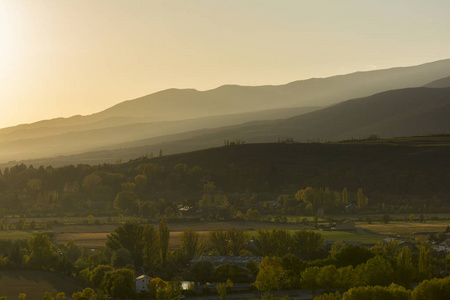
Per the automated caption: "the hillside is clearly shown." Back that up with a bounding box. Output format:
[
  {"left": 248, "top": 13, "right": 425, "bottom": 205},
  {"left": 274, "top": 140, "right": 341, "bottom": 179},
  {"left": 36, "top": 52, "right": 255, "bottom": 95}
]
[
  {"left": 424, "top": 76, "right": 450, "bottom": 88},
  {"left": 1, "top": 58, "right": 450, "bottom": 163},
  {"left": 4, "top": 87, "right": 450, "bottom": 168}
]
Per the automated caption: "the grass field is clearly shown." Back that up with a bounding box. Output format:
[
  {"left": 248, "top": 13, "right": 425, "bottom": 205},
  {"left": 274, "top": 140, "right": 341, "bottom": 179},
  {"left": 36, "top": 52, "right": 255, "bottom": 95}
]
[
  {"left": 0, "top": 230, "right": 41, "bottom": 241},
  {"left": 2, "top": 218, "right": 448, "bottom": 248},
  {"left": 357, "top": 220, "right": 450, "bottom": 237},
  {"left": 0, "top": 269, "right": 86, "bottom": 300}
]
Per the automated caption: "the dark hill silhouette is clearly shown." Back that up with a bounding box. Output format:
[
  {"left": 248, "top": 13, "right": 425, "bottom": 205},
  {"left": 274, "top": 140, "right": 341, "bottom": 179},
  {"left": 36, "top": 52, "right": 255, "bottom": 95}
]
[{"left": 424, "top": 76, "right": 450, "bottom": 88}]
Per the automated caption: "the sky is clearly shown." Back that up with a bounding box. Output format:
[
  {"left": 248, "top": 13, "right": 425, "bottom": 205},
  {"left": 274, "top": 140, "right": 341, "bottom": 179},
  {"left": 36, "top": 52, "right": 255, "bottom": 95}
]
[{"left": 0, "top": 0, "right": 449, "bottom": 129}]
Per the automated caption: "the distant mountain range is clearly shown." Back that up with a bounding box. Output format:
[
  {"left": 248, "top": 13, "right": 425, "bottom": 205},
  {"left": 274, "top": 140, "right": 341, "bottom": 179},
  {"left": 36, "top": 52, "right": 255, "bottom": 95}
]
[{"left": 1, "top": 58, "right": 450, "bottom": 167}]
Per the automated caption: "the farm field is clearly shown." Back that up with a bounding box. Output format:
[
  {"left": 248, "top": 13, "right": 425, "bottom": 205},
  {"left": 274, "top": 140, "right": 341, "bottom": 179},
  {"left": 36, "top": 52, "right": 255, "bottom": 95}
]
[
  {"left": 0, "top": 269, "right": 86, "bottom": 300},
  {"left": 52, "top": 221, "right": 314, "bottom": 247},
  {"left": 357, "top": 220, "right": 450, "bottom": 237},
  {"left": 2, "top": 218, "right": 448, "bottom": 248}
]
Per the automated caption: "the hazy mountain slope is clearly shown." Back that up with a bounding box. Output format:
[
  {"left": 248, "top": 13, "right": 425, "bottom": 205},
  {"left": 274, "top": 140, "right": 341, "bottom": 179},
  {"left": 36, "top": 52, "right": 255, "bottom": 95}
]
[
  {"left": 2, "top": 58, "right": 450, "bottom": 142},
  {"left": 424, "top": 76, "right": 450, "bottom": 88},
  {"left": 98, "top": 58, "right": 450, "bottom": 121},
  {"left": 183, "top": 87, "right": 450, "bottom": 143},
  {"left": 1, "top": 59, "right": 450, "bottom": 164},
  {"left": 0, "top": 106, "right": 319, "bottom": 162},
  {"left": 5, "top": 87, "right": 450, "bottom": 168}
]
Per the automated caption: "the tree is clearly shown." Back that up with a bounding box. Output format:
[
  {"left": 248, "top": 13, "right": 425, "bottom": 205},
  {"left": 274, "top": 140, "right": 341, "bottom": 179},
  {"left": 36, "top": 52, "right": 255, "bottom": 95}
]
[
  {"left": 190, "top": 259, "right": 214, "bottom": 283},
  {"left": 418, "top": 246, "right": 432, "bottom": 281},
  {"left": 113, "top": 191, "right": 139, "bottom": 213},
  {"left": 42, "top": 292, "right": 54, "bottom": 300},
  {"left": 217, "top": 283, "right": 227, "bottom": 300},
  {"left": 111, "top": 248, "right": 133, "bottom": 268},
  {"left": 166, "top": 282, "right": 182, "bottom": 300},
  {"left": 227, "top": 230, "right": 250, "bottom": 256},
  {"left": 18, "top": 294, "right": 26, "bottom": 300},
  {"left": 343, "top": 283, "right": 411, "bottom": 300},
  {"left": 29, "top": 233, "right": 57, "bottom": 269},
  {"left": 209, "top": 230, "right": 230, "bottom": 255},
  {"left": 148, "top": 278, "right": 167, "bottom": 298},
  {"left": 292, "top": 230, "right": 324, "bottom": 260},
  {"left": 342, "top": 187, "right": 348, "bottom": 206},
  {"left": 409, "top": 214, "right": 415, "bottom": 223},
  {"left": 103, "top": 269, "right": 134, "bottom": 299},
  {"left": 332, "top": 244, "right": 374, "bottom": 268},
  {"left": 143, "top": 225, "right": 159, "bottom": 269},
  {"left": 364, "top": 255, "right": 394, "bottom": 286},
  {"left": 396, "top": 246, "right": 414, "bottom": 288},
  {"left": 90, "top": 264, "right": 114, "bottom": 287},
  {"left": 317, "top": 265, "right": 338, "bottom": 291},
  {"left": 382, "top": 214, "right": 391, "bottom": 224},
  {"left": 106, "top": 222, "right": 144, "bottom": 266},
  {"left": 180, "top": 229, "right": 203, "bottom": 261},
  {"left": 412, "top": 276, "right": 450, "bottom": 300},
  {"left": 55, "top": 292, "right": 66, "bottom": 300},
  {"left": 159, "top": 217, "right": 170, "bottom": 265},
  {"left": 301, "top": 266, "right": 320, "bottom": 293},
  {"left": 254, "top": 257, "right": 287, "bottom": 299},
  {"left": 253, "top": 229, "right": 292, "bottom": 257}
]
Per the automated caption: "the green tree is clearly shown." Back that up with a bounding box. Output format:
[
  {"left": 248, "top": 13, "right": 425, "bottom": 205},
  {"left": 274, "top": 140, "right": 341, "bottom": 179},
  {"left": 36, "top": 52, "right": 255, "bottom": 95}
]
[
  {"left": 90, "top": 264, "right": 114, "bottom": 287},
  {"left": 396, "top": 246, "right": 414, "bottom": 288},
  {"left": 55, "top": 292, "right": 66, "bottom": 300},
  {"left": 18, "top": 294, "right": 26, "bottom": 300},
  {"left": 333, "top": 244, "right": 374, "bottom": 268},
  {"left": 158, "top": 217, "right": 170, "bottom": 265},
  {"left": 190, "top": 259, "right": 214, "bottom": 283},
  {"left": 342, "top": 283, "right": 411, "bottom": 300},
  {"left": 217, "top": 283, "right": 227, "bottom": 300},
  {"left": 364, "top": 255, "right": 394, "bottom": 286},
  {"left": 103, "top": 269, "right": 134, "bottom": 299},
  {"left": 412, "top": 276, "right": 450, "bottom": 300},
  {"left": 111, "top": 247, "right": 133, "bottom": 268},
  {"left": 292, "top": 230, "right": 324, "bottom": 260},
  {"left": 180, "top": 229, "right": 203, "bottom": 261},
  {"left": 254, "top": 257, "right": 287, "bottom": 299},
  {"left": 29, "top": 233, "right": 57, "bottom": 269},
  {"left": 342, "top": 187, "right": 348, "bottom": 206},
  {"left": 42, "top": 292, "right": 53, "bottom": 300},
  {"left": 209, "top": 230, "right": 230, "bottom": 255},
  {"left": 148, "top": 277, "right": 167, "bottom": 298},
  {"left": 113, "top": 191, "right": 139, "bottom": 213},
  {"left": 317, "top": 265, "right": 338, "bottom": 291},
  {"left": 106, "top": 222, "right": 144, "bottom": 266},
  {"left": 301, "top": 266, "right": 320, "bottom": 294},
  {"left": 143, "top": 225, "right": 159, "bottom": 269},
  {"left": 418, "top": 246, "right": 432, "bottom": 281},
  {"left": 227, "top": 230, "right": 250, "bottom": 256}
]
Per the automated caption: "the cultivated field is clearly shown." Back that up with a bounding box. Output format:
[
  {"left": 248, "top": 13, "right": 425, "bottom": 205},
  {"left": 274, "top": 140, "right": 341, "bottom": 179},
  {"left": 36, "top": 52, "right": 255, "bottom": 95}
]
[
  {"left": 1, "top": 217, "right": 448, "bottom": 248},
  {"left": 357, "top": 220, "right": 450, "bottom": 237},
  {"left": 0, "top": 269, "right": 85, "bottom": 300}
]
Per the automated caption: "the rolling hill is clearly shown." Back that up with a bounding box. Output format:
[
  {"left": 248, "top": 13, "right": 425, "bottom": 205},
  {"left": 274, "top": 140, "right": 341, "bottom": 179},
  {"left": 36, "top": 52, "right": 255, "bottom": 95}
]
[
  {"left": 1, "top": 58, "right": 450, "bottom": 164},
  {"left": 3, "top": 87, "right": 450, "bottom": 169}
]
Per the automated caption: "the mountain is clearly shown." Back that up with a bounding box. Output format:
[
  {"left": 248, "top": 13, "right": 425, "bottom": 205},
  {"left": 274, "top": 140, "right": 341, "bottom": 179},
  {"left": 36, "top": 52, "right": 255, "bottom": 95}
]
[
  {"left": 1, "top": 58, "right": 450, "bottom": 164},
  {"left": 424, "top": 76, "right": 450, "bottom": 88},
  {"left": 3, "top": 87, "right": 450, "bottom": 169},
  {"left": 169, "top": 87, "right": 450, "bottom": 144},
  {"left": 0, "top": 106, "right": 319, "bottom": 162}
]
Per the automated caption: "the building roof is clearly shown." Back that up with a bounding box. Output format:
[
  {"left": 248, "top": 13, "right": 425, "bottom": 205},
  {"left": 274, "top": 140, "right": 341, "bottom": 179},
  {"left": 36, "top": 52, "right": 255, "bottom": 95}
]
[
  {"left": 135, "top": 275, "right": 152, "bottom": 280},
  {"left": 189, "top": 255, "right": 262, "bottom": 268}
]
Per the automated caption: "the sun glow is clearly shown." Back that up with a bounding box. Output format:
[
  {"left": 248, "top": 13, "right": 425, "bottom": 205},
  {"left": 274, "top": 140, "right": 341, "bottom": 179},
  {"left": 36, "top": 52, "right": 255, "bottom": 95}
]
[{"left": 0, "top": 2, "right": 17, "bottom": 82}]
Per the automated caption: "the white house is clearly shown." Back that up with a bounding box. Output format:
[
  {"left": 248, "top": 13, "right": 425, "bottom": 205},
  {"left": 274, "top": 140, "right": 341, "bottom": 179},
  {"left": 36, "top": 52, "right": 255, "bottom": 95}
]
[{"left": 134, "top": 274, "right": 152, "bottom": 293}]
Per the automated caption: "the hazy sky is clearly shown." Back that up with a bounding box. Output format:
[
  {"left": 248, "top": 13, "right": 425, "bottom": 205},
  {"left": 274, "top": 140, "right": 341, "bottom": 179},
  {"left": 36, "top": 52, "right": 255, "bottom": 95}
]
[{"left": 1, "top": 0, "right": 449, "bottom": 128}]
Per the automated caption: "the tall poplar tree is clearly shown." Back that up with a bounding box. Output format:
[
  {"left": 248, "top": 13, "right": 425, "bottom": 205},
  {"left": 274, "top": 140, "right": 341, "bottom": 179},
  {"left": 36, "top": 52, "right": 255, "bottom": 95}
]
[{"left": 158, "top": 217, "right": 170, "bottom": 265}]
